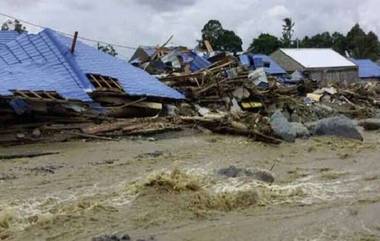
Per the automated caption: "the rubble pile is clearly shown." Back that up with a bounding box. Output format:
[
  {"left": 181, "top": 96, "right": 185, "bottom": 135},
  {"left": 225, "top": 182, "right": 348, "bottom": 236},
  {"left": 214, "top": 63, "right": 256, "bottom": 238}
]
[
  {"left": 129, "top": 44, "right": 380, "bottom": 143},
  {"left": 1, "top": 29, "right": 380, "bottom": 146}
]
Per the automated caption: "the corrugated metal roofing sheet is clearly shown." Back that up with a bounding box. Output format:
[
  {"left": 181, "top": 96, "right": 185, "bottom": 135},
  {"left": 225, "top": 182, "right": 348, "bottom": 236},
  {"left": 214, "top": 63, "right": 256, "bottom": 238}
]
[
  {"left": 0, "top": 29, "right": 184, "bottom": 101},
  {"left": 351, "top": 59, "right": 380, "bottom": 79},
  {"left": 252, "top": 54, "right": 286, "bottom": 75},
  {"left": 140, "top": 46, "right": 157, "bottom": 57},
  {"left": 0, "top": 31, "right": 20, "bottom": 46},
  {"left": 0, "top": 30, "right": 92, "bottom": 101},
  {"left": 239, "top": 54, "right": 286, "bottom": 75},
  {"left": 280, "top": 48, "right": 356, "bottom": 68},
  {"left": 180, "top": 51, "right": 211, "bottom": 72},
  {"left": 50, "top": 31, "right": 184, "bottom": 100}
]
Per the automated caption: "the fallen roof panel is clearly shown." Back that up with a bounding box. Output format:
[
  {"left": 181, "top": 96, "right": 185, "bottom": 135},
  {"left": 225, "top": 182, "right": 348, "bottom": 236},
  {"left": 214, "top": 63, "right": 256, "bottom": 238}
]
[
  {"left": 252, "top": 54, "right": 287, "bottom": 75},
  {"left": 50, "top": 31, "right": 185, "bottom": 100},
  {"left": 0, "top": 63, "right": 91, "bottom": 101},
  {"left": 0, "top": 31, "right": 20, "bottom": 46},
  {"left": 0, "top": 29, "right": 184, "bottom": 102},
  {"left": 0, "top": 30, "right": 92, "bottom": 101}
]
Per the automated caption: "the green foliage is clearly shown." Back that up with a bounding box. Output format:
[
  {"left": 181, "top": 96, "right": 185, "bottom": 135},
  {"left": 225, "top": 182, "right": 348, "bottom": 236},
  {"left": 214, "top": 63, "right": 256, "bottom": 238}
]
[
  {"left": 294, "top": 23, "right": 379, "bottom": 60},
  {"left": 200, "top": 20, "right": 242, "bottom": 53},
  {"left": 331, "top": 32, "right": 348, "bottom": 55},
  {"left": 247, "top": 19, "right": 380, "bottom": 61},
  {"left": 346, "top": 24, "right": 380, "bottom": 60},
  {"left": 1, "top": 19, "right": 27, "bottom": 33},
  {"left": 281, "top": 18, "right": 295, "bottom": 48},
  {"left": 301, "top": 32, "right": 333, "bottom": 48},
  {"left": 97, "top": 43, "right": 118, "bottom": 57},
  {"left": 248, "top": 33, "right": 281, "bottom": 55}
]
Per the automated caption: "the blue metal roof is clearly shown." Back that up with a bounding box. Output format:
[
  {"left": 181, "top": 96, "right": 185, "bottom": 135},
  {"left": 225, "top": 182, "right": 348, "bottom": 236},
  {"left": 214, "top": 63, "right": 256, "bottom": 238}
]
[
  {"left": 0, "top": 31, "right": 20, "bottom": 46},
  {"left": 180, "top": 51, "right": 211, "bottom": 72},
  {"left": 0, "top": 30, "right": 91, "bottom": 101},
  {"left": 50, "top": 31, "right": 184, "bottom": 99},
  {"left": 351, "top": 59, "right": 380, "bottom": 79},
  {"left": 240, "top": 54, "right": 287, "bottom": 75},
  {"left": 0, "top": 29, "right": 184, "bottom": 101}
]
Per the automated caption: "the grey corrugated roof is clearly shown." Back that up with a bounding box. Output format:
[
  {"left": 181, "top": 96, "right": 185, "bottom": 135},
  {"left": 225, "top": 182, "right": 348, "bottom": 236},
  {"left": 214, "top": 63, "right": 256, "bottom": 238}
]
[{"left": 281, "top": 48, "right": 356, "bottom": 68}]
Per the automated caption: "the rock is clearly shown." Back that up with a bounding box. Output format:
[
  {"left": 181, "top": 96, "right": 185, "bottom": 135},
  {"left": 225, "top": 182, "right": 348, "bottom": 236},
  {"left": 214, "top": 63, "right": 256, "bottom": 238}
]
[
  {"left": 92, "top": 234, "right": 131, "bottom": 241},
  {"left": 217, "top": 166, "right": 275, "bottom": 183},
  {"left": 270, "top": 111, "right": 309, "bottom": 141},
  {"left": 290, "top": 122, "right": 310, "bottom": 138},
  {"left": 270, "top": 111, "right": 296, "bottom": 142},
  {"left": 32, "top": 128, "right": 41, "bottom": 138},
  {"left": 252, "top": 169, "right": 275, "bottom": 184},
  {"left": 218, "top": 165, "right": 241, "bottom": 178},
  {"left": 358, "top": 118, "right": 380, "bottom": 131},
  {"left": 311, "top": 116, "right": 363, "bottom": 141}
]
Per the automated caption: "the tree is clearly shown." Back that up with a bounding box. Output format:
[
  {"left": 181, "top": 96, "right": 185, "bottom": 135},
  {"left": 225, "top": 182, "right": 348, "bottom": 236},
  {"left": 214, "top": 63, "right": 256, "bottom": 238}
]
[
  {"left": 331, "top": 32, "right": 347, "bottom": 55},
  {"left": 281, "top": 18, "right": 295, "bottom": 47},
  {"left": 248, "top": 33, "right": 281, "bottom": 55},
  {"left": 199, "top": 20, "right": 242, "bottom": 53},
  {"left": 1, "top": 19, "right": 27, "bottom": 33},
  {"left": 97, "top": 43, "right": 118, "bottom": 57},
  {"left": 346, "top": 24, "right": 380, "bottom": 60},
  {"left": 301, "top": 32, "right": 333, "bottom": 48},
  {"left": 364, "top": 31, "right": 380, "bottom": 60}
]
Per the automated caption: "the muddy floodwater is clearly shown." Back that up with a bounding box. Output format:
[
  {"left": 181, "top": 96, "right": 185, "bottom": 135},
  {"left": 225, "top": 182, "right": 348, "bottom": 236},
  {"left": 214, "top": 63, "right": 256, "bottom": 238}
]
[{"left": 0, "top": 130, "right": 380, "bottom": 241}]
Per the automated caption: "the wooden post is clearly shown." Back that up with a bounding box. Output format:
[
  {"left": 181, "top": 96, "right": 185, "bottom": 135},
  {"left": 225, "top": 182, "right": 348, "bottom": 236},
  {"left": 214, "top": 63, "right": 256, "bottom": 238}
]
[{"left": 70, "top": 31, "right": 78, "bottom": 54}]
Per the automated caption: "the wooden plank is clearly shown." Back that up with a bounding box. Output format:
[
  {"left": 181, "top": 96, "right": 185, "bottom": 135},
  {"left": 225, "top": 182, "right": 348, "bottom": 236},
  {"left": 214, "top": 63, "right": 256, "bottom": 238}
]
[
  {"left": 89, "top": 74, "right": 102, "bottom": 88},
  {"left": 98, "top": 75, "right": 113, "bottom": 89}
]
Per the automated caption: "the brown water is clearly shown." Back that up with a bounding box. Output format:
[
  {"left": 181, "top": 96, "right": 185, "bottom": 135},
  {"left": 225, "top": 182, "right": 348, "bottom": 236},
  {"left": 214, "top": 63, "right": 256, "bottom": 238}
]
[{"left": 0, "top": 131, "right": 380, "bottom": 241}]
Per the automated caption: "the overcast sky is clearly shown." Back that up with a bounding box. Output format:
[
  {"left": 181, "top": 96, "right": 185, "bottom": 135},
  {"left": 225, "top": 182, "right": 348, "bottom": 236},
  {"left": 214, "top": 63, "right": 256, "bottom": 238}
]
[{"left": 1, "top": 0, "right": 379, "bottom": 58}]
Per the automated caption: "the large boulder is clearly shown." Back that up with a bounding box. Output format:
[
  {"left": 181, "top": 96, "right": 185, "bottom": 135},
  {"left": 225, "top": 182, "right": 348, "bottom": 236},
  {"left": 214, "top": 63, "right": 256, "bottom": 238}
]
[
  {"left": 291, "top": 122, "right": 310, "bottom": 138},
  {"left": 358, "top": 118, "right": 380, "bottom": 131},
  {"left": 310, "top": 116, "right": 363, "bottom": 141},
  {"left": 270, "top": 111, "right": 310, "bottom": 142},
  {"left": 270, "top": 111, "right": 296, "bottom": 142}
]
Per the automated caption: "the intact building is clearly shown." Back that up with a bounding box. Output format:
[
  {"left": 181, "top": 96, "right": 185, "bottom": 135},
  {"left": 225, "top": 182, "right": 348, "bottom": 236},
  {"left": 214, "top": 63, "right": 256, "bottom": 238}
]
[{"left": 271, "top": 48, "right": 358, "bottom": 84}]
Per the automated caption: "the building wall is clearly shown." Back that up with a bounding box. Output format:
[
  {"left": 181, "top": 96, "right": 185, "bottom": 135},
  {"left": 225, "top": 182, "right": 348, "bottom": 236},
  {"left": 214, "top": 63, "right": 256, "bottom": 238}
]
[
  {"left": 270, "top": 50, "right": 305, "bottom": 72},
  {"left": 307, "top": 68, "right": 358, "bottom": 85}
]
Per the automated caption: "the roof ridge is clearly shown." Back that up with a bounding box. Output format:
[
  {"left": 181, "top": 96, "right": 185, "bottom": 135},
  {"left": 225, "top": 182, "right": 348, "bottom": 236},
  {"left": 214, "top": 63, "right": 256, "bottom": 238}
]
[{"left": 42, "top": 28, "right": 93, "bottom": 92}]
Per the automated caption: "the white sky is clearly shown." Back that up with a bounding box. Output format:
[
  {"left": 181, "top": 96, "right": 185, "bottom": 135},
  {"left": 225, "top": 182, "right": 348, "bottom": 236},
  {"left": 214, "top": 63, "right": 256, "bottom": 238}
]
[{"left": 1, "top": 0, "right": 379, "bottom": 58}]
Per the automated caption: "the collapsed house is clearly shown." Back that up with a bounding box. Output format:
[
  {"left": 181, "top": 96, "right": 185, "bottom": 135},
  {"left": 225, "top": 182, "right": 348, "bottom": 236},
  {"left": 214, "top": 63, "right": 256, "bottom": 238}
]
[
  {"left": 271, "top": 48, "right": 358, "bottom": 84},
  {"left": 129, "top": 45, "right": 211, "bottom": 75},
  {"left": 0, "top": 29, "right": 184, "bottom": 123},
  {"left": 351, "top": 59, "right": 380, "bottom": 82},
  {"left": 1, "top": 30, "right": 380, "bottom": 146}
]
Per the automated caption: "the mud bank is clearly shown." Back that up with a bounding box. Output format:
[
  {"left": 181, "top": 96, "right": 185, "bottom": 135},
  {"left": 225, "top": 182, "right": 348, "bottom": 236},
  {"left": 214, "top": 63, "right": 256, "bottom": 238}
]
[{"left": 0, "top": 131, "right": 380, "bottom": 241}]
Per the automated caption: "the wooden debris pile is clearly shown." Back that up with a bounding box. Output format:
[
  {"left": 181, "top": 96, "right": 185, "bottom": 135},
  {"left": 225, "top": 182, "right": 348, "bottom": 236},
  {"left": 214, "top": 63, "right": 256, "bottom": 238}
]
[{"left": 0, "top": 117, "right": 181, "bottom": 146}]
